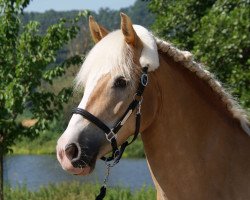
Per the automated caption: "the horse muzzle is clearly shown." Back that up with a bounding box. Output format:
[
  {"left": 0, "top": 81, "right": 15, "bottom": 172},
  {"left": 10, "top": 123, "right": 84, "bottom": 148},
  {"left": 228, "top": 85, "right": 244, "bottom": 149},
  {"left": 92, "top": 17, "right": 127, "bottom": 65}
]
[{"left": 56, "top": 137, "right": 97, "bottom": 176}]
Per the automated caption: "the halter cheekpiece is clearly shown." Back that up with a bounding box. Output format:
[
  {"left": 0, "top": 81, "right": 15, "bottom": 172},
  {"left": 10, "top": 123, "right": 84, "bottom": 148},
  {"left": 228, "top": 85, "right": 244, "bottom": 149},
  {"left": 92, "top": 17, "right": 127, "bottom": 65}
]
[{"left": 72, "top": 65, "right": 149, "bottom": 200}]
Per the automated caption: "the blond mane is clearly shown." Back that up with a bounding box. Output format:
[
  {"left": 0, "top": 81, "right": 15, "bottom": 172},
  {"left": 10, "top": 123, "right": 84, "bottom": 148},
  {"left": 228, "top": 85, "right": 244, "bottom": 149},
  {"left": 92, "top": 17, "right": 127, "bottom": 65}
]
[{"left": 155, "top": 37, "right": 250, "bottom": 135}]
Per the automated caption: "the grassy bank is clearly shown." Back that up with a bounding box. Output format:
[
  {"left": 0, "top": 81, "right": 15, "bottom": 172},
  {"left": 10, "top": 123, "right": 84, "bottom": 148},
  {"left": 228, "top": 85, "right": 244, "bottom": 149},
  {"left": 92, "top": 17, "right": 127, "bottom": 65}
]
[
  {"left": 12, "top": 118, "right": 145, "bottom": 158},
  {"left": 12, "top": 135, "right": 145, "bottom": 158},
  {"left": 5, "top": 182, "right": 155, "bottom": 200},
  {"left": 12, "top": 124, "right": 61, "bottom": 155}
]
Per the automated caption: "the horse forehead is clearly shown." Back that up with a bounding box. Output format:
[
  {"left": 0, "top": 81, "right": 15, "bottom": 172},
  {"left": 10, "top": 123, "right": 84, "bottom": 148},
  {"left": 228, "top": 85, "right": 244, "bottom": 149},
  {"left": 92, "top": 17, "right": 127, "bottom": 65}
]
[
  {"left": 86, "top": 31, "right": 125, "bottom": 66},
  {"left": 83, "top": 31, "right": 126, "bottom": 80}
]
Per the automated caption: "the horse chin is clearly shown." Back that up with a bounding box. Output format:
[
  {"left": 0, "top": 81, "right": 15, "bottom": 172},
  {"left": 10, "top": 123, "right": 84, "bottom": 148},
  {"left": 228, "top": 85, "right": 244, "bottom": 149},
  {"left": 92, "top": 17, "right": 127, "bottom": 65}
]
[
  {"left": 73, "top": 160, "right": 96, "bottom": 176},
  {"left": 73, "top": 166, "right": 93, "bottom": 176},
  {"left": 61, "top": 160, "right": 94, "bottom": 176}
]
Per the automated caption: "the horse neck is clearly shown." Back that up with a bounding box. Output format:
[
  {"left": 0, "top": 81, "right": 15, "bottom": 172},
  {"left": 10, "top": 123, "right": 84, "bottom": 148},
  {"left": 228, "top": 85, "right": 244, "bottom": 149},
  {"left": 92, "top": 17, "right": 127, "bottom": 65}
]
[{"left": 141, "top": 51, "right": 250, "bottom": 199}]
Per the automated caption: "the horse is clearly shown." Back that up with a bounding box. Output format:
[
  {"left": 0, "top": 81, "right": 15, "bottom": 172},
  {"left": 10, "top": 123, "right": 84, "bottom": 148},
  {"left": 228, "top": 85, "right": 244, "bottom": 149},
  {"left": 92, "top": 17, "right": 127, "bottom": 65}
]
[{"left": 56, "top": 13, "right": 250, "bottom": 200}]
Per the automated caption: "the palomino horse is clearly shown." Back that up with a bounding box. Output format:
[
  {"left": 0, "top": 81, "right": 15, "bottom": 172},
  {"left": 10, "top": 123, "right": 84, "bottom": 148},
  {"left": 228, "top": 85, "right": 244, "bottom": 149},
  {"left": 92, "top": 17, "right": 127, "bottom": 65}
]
[{"left": 57, "top": 13, "right": 250, "bottom": 200}]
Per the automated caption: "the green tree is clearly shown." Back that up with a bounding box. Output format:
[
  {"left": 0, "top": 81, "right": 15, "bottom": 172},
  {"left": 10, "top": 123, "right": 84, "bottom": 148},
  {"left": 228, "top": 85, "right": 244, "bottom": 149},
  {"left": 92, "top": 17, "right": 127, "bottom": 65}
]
[
  {"left": 193, "top": 0, "right": 250, "bottom": 108},
  {"left": 150, "top": 0, "right": 216, "bottom": 49},
  {"left": 0, "top": 1, "right": 87, "bottom": 199},
  {"left": 149, "top": 0, "right": 250, "bottom": 109}
]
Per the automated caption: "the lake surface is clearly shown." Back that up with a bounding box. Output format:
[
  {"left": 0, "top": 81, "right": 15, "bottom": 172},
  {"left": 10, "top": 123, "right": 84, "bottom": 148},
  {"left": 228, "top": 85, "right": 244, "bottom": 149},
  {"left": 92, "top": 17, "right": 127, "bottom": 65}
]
[{"left": 4, "top": 155, "right": 153, "bottom": 190}]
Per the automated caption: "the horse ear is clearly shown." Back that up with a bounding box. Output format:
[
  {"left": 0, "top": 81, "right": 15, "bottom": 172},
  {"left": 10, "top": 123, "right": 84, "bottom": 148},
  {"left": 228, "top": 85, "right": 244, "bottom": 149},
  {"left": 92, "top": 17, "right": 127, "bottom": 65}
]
[
  {"left": 120, "top": 13, "right": 138, "bottom": 46},
  {"left": 89, "top": 15, "right": 109, "bottom": 43}
]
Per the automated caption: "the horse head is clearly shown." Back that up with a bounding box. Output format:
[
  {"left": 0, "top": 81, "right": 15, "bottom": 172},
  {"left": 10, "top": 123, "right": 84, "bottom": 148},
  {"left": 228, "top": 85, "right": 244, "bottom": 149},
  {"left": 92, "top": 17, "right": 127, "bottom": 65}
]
[{"left": 56, "top": 13, "right": 159, "bottom": 175}]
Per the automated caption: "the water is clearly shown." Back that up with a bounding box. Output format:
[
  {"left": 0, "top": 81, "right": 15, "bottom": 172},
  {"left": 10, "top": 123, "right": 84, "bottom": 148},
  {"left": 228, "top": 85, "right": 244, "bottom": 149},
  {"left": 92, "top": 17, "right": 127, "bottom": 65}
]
[{"left": 4, "top": 155, "right": 153, "bottom": 190}]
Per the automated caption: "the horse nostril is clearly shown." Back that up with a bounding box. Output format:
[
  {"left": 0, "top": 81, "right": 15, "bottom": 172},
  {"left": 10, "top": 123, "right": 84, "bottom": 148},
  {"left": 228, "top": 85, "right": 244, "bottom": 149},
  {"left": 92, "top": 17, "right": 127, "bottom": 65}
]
[{"left": 65, "top": 143, "right": 79, "bottom": 161}]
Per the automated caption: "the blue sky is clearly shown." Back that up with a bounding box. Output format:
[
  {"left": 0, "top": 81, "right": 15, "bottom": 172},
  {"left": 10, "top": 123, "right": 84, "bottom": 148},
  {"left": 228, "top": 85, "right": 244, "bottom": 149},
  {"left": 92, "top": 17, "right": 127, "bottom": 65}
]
[{"left": 25, "top": 0, "right": 137, "bottom": 12}]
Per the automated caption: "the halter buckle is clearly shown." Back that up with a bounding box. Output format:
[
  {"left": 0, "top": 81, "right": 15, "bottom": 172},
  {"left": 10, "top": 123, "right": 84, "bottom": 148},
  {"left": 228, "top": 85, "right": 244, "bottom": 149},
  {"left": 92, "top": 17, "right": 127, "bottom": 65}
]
[{"left": 106, "top": 129, "right": 116, "bottom": 142}]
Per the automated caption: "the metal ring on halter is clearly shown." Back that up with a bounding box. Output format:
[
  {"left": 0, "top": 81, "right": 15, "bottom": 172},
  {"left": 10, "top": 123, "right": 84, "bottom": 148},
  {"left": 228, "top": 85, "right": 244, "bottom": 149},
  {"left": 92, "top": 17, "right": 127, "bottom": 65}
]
[
  {"left": 105, "top": 155, "right": 119, "bottom": 167},
  {"left": 141, "top": 73, "right": 148, "bottom": 86},
  {"left": 113, "top": 149, "right": 120, "bottom": 158}
]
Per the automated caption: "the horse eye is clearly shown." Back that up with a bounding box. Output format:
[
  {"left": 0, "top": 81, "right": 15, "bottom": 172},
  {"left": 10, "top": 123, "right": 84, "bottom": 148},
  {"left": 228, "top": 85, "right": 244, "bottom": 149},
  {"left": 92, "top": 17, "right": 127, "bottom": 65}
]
[{"left": 113, "top": 77, "right": 127, "bottom": 88}]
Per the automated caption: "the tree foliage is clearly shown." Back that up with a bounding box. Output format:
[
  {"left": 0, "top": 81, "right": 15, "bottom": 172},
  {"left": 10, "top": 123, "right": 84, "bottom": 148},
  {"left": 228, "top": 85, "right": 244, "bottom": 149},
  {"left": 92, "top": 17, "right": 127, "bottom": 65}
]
[
  {"left": 149, "top": 0, "right": 250, "bottom": 109},
  {"left": 193, "top": 0, "right": 250, "bottom": 108},
  {"left": 0, "top": 0, "right": 88, "bottom": 155},
  {"left": 150, "top": 0, "right": 216, "bottom": 49}
]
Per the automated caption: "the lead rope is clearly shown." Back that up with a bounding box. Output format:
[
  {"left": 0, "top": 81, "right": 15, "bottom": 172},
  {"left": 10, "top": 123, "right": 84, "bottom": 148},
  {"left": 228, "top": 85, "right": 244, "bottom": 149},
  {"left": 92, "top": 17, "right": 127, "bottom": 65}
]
[
  {"left": 95, "top": 163, "right": 111, "bottom": 200},
  {"left": 95, "top": 101, "right": 143, "bottom": 200},
  {"left": 95, "top": 149, "right": 122, "bottom": 200}
]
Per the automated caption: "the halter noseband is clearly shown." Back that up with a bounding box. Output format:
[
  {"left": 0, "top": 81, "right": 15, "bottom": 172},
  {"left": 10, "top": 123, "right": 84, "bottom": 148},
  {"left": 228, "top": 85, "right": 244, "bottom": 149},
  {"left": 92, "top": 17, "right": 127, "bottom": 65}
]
[{"left": 71, "top": 66, "right": 149, "bottom": 199}]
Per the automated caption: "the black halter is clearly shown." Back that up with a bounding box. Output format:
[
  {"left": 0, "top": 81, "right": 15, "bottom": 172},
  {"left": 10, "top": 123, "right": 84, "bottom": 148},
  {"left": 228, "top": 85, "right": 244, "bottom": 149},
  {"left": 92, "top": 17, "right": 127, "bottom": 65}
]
[
  {"left": 72, "top": 66, "right": 149, "bottom": 200},
  {"left": 72, "top": 66, "right": 148, "bottom": 163}
]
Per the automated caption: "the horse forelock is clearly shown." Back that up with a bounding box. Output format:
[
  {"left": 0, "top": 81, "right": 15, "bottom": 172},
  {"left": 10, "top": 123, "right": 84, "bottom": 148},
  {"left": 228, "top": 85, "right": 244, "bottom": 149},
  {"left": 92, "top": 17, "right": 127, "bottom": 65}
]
[
  {"left": 74, "top": 30, "right": 135, "bottom": 92},
  {"left": 155, "top": 37, "right": 250, "bottom": 135},
  {"left": 74, "top": 25, "right": 160, "bottom": 93}
]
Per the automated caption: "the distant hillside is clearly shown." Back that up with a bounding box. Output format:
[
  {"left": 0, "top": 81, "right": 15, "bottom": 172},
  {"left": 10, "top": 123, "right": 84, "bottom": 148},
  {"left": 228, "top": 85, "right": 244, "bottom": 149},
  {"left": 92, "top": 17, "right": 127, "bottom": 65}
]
[
  {"left": 21, "top": 0, "right": 154, "bottom": 64},
  {"left": 22, "top": 0, "right": 154, "bottom": 31}
]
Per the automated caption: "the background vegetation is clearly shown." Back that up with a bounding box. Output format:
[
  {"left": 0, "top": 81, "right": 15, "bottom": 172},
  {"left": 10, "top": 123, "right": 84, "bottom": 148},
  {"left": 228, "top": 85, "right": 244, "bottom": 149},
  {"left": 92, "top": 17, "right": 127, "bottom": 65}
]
[
  {"left": 5, "top": 182, "right": 155, "bottom": 200},
  {"left": 0, "top": 0, "right": 88, "bottom": 198},
  {"left": 149, "top": 0, "right": 250, "bottom": 110}
]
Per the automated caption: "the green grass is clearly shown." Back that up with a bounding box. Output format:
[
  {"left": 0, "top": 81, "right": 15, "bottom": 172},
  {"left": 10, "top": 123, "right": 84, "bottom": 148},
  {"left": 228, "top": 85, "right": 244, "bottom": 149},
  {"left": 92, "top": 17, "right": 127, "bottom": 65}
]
[
  {"left": 4, "top": 182, "right": 156, "bottom": 200},
  {"left": 11, "top": 138, "right": 57, "bottom": 154}
]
